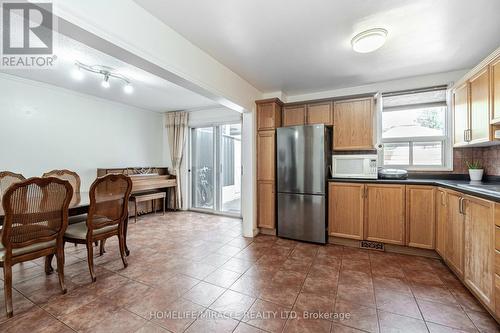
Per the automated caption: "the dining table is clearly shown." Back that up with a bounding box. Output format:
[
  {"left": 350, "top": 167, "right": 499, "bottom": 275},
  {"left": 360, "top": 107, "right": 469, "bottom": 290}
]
[{"left": 0, "top": 192, "right": 131, "bottom": 256}]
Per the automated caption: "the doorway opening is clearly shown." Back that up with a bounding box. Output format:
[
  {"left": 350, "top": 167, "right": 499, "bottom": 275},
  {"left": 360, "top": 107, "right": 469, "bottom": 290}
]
[{"left": 189, "top": 123, "right": 241, "bottom": 216}]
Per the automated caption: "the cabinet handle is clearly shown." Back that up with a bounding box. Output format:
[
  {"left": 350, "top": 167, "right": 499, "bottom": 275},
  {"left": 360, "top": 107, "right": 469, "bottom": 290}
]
[
  {"left": 464, "top": 130, "right": 467, "bottom": 142},
  {"left": 459, "top": 197, "right": 465, "bottom": 214}
]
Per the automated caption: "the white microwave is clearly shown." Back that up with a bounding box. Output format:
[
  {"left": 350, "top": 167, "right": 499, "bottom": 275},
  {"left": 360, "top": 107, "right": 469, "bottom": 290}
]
[{"left": 331, "top": 154, "right": 378, "bottom": 179}]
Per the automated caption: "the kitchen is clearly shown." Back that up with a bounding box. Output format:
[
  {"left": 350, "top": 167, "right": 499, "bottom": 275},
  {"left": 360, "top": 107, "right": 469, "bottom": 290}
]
[
  {"left": 255, "top": 46, "right": 500, "bottom": 328},
  {"left": 2, "top": 1, "right": 500, "bottom": 332}
]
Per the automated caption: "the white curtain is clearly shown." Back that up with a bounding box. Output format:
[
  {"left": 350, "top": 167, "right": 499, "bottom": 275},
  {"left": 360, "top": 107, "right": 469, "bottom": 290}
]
[{"left": 165, "top": 111, "right": 188, "bottom": 209}]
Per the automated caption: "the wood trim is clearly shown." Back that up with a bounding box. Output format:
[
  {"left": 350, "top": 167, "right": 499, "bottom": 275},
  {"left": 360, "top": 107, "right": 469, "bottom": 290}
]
[{"left": 255, "top": 98, "right": 284, "bottom": 106}]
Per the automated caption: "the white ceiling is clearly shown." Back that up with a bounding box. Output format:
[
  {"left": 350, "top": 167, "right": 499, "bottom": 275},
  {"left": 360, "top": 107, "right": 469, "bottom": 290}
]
[
  {"left": 135, "top": 0, "right": 500, "bottom": 95},
  {"left": 0, "top": 34, "right": 218, "bottom": 112}
]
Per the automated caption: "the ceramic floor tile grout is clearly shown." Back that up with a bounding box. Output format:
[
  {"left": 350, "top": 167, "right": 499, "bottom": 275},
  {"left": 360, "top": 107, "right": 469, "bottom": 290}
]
[{"left": 1, "top": 213, "right": 497, "bottom": 332}]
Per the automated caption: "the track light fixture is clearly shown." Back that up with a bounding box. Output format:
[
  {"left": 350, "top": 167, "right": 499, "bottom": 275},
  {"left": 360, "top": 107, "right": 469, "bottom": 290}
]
[{"left": 72, "top": 62, "right": 133, "bottom": 94}]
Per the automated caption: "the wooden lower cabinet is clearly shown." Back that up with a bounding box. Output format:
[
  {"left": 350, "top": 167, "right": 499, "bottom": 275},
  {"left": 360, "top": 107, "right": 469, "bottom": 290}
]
[
  {"left": 406, "top": 185, "right": 436, "bottom": 249},
  {"left": 435, "top": 188, "right": 448, "bottom": 257},
  {"left": 328, "top": 182, "right": 364, "bottom": 239},
  {"left": 496, "top": 275, "right": 500, "bottom": 318},
  {"left": 365, "top": 184, "right": 405, "bottom": 245},
  {"left": 464, "top": 195, "right": 495, "bottom": 309},
  {"left": 446, "top": 191, "right": 465, "bottom": 277},
  {"left": 257, "top": 181, "right": 275, "bottom": 229}
]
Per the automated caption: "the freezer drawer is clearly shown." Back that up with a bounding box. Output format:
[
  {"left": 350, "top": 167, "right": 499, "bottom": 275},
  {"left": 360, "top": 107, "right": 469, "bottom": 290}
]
[{"left": 277, "top": 192, "right": 326, "bottom": 244}]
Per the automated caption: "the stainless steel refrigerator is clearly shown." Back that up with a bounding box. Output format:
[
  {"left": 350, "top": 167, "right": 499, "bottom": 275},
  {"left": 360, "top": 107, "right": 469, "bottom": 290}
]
[{"left": 276, "top": 124, "right": 332, "bottom": 244}]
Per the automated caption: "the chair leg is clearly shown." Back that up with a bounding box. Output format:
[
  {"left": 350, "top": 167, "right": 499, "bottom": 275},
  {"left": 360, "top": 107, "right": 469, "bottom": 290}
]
[
  {"left": 118, "top": 230, "right": 128, "bottom": 268},
  {"left": 85, "top": 242, "right": 96, "bottom": 282},
  {"left": 99, "top": 239, "right": 106, "bottom": 256},
  {"left": 44, "top": 254, "right": 54, "bottom": 274},
  {"left": 3, "top": 263, "right": 13, "bottom": 318},
  {"left": 56, "top": 247, "right": 67, "bottom": 294},
  {"left": 134, "top": 200, "right": 138, "bottom": 223}
]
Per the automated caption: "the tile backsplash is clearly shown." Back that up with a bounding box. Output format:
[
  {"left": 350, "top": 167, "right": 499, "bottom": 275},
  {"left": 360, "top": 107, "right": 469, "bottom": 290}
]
[{"left": 453, "top": 146, "right": 500, "bottom": 176}]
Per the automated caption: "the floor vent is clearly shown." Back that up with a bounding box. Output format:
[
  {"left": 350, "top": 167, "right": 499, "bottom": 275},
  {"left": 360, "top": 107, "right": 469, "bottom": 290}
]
[{"left": 360, "top": 240, "right": 385, "bottom": 251}]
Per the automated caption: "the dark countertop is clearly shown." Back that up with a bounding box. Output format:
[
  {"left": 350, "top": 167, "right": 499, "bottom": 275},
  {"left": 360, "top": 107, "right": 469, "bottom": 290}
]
[{"left": 328, "top": 178, "right": 500, "bottom": 203}]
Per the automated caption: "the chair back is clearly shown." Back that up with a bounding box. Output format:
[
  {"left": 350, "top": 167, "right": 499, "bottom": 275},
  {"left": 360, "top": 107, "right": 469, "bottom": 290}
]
[
  {"left": 1, "top": 177, "right": 73, "bottom": 251},
  {"left": 87, "top": 174, "right": 132, "bottom": 232},
  {"left": 0, "top": 171, "right": 26, "bottom": 201},
  {"left": 42, "top": 169, "right": 81, "bottom": 193}
]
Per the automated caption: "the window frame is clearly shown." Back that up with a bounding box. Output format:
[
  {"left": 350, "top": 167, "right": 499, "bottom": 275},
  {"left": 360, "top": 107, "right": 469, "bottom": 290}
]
[{"left": 376, "top": 88, "right": 453, "bottom": 171}]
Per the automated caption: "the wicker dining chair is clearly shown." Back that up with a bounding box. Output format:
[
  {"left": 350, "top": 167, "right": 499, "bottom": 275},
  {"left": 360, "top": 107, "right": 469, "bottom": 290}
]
[
  {"left": 0, "top": 171, "right": 26, "bottom": 201},
  {"left": 42, "top": 169, "right": 85, "bottom": 226},
  {"left": 1, "top": 177, "right": 73, "bottom": 318},
  {"left": 63, "top": 174, "right": 132, "bottom": 282},
  {"left": 42, "top": 169, "right": 81, "bottom": 194}
]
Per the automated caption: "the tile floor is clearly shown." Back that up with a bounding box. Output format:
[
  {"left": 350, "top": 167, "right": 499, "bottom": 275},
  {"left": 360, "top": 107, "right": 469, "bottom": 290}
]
[{"left": 0, "top": 212, "right": 499, "bottom": 333}]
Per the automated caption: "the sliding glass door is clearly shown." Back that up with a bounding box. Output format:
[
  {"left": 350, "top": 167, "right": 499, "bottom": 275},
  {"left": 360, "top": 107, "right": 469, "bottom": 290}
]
[{"left": 190, "top": 123, "right": 241, "bottom": 216}]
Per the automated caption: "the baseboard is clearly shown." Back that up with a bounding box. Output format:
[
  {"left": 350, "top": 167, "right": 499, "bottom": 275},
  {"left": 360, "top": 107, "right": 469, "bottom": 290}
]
[
  {"left": 328, "top": 236, "right": 440, "bottom": 259},
  {"left": 259, "top": 228, "right": 277, "bottom": 236}
]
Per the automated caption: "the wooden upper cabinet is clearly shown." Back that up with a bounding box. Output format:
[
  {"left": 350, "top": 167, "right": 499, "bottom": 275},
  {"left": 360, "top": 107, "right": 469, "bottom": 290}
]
[
  {"left": 257, "top": 181, "right": 275, "bottom": 229},
  {"left": 328, "top": 182, "right": 364, "bottom": 239},
  {"left": 307, "top": 102, "right": 333, "bottom": 125},
  {"left": 365, "top": 184, "right": 405, "bottom": 245},
  {"left": 492, "top": 56, "right": 500, "bottom": 123},
  {"left": 406, "top": 186, "right": 436, "bottom": 249},
  {"left": 282, "top": 105, "right": 306, "bottom": 127},
  {"left": 257, "top": 130, "right": 275, "bottom": 181},
  {"left": 446, "top": 190, "right": 465, "bottom": 277},
  {"left": 334, "top": 97, "right": 374, "bottom": 151},
  {"left": 464, "top": 195, "right": 495, "bottom": 310},
  {"left": 453, "top": 83, "right": 470, "bottom": 146},
  {"left": 469, "top": 68, "right": 491, "bottom": 143},
  {"left": 435, "top": 188, "right": 447, "bottom": 258},
  {"left": 256, "top": 99, "right": 282, "bottom": 130}
]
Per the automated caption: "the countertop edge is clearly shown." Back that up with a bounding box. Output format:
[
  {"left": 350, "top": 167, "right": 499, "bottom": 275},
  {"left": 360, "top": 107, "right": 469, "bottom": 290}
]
[{"left": 328, "top": 178, "right": 500, "bottom": 203}]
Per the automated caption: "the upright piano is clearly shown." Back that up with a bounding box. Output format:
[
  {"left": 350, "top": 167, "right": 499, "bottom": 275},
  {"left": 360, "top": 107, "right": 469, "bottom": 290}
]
[{"left": 97, "top": 167, "right": 177, "bottom": 215}]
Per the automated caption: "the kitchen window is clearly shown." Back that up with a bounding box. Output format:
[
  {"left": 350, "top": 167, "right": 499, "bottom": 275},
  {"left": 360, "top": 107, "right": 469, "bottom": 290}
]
[{"left": 379, "top": 86, "right": 452, "bottom": 170}]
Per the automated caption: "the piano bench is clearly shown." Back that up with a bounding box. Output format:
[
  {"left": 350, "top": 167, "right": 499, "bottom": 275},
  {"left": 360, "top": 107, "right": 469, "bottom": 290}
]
[{"left": 129, "top": 191, "right": 166, "bottom": 223}]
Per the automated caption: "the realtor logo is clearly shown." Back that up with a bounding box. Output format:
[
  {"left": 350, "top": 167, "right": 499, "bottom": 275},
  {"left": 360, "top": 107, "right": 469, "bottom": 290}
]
[{"left": 1, "top": 1, "right": 57, "bottom": 68}]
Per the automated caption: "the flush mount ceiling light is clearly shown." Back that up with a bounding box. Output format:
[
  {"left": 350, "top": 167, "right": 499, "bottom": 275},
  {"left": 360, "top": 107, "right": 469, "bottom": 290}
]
[
  {"left": 72, "top": 62, "right": 133, "bottom": 94},
  {"left": 351, "top": 28, "right": 388, "bottom": 53}
]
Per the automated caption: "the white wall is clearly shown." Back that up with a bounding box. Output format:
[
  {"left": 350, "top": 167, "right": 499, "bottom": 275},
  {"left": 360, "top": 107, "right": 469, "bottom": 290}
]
[{"left": 0, "top": 74, "right": 165, "bottom": 191}]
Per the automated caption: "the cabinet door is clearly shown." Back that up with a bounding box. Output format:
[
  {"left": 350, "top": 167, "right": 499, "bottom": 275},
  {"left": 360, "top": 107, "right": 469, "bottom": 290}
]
[
  {"left": 257, "top": 102, "right": 280, "bottom": 130},
  {"left": 453, "top": 83, "right": 469, "bottom": 146},
  {"left": 328, "top": 182, "right": 364, "bottom": 239},
  {"left": 464, "top": 195, "right": 494, "bottom": 309},
  {"left": 446, "top": 191, "right": 465, "bottom": 277},
  {"left": 470, "top": 68, "right": 490, "bottom": 143},
  {"left": 406, "top": 186, "right": 435, "bottom": 249},
  {"left": 307, "top": 102, "right": 333, "bottom": 125},
  {"left": 435, "top": 188, "right": 448, "bottom": 258},
  {"left": 257, "top": 130, "right": 275, "bottom": 181},
  {"left": 333, "top": 98, "right": 374, "bottom": 150},
  {"left": 257, "top": 181, "right": 275, "bottom": 229},
  {"left": 492, "top": 56, "right": 500, "bottom": 123},
  {"left": 365, "top": 184, "right": 405, "bottom": 245},
  {"left": 282, "top": 105, "right": 306, "bottom": 127}
]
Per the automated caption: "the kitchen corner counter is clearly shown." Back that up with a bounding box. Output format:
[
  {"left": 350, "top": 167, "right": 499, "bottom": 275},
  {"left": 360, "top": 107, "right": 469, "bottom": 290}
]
[{"left": 328, "top": 178, "right": 500, "bottom": 203}]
